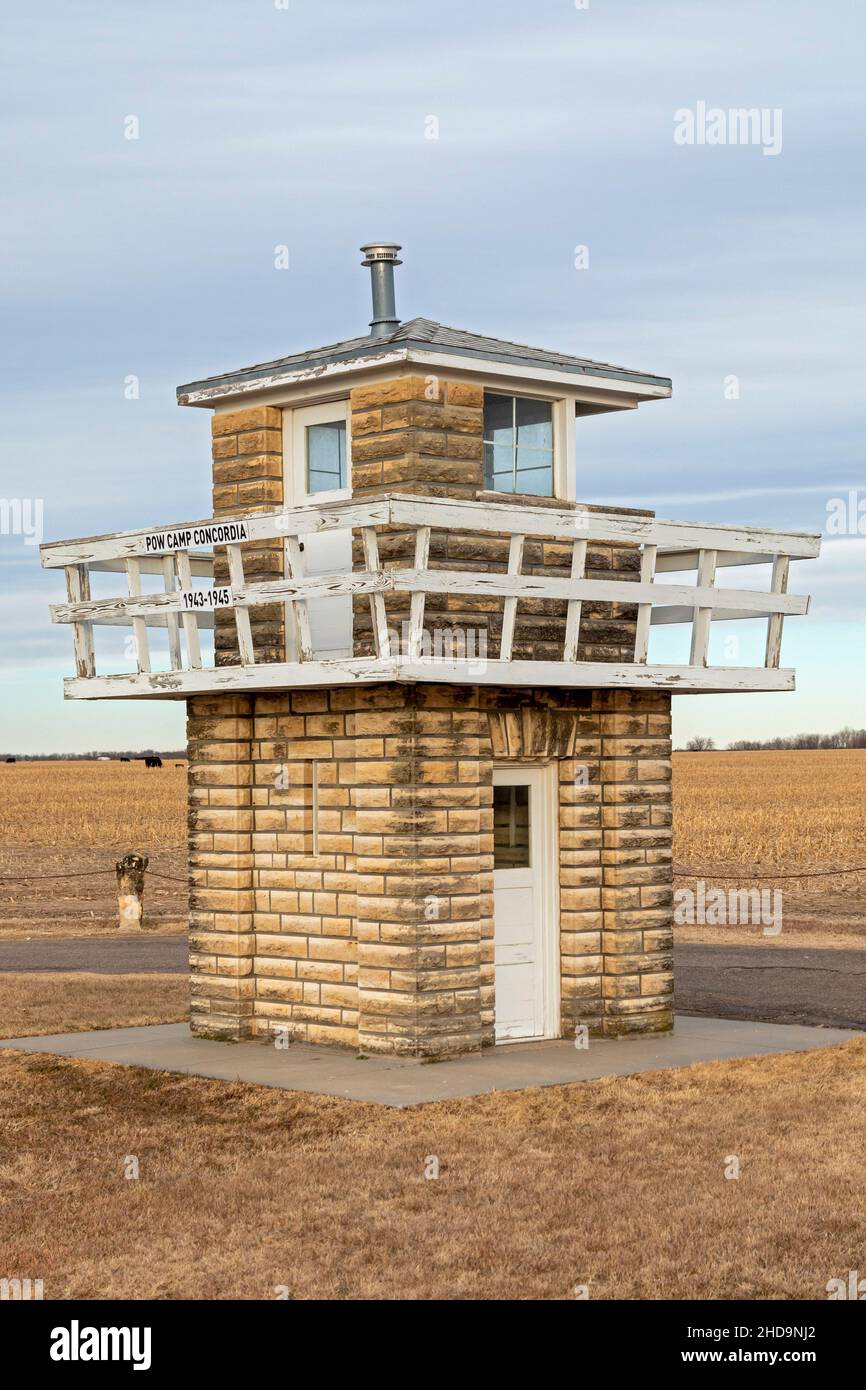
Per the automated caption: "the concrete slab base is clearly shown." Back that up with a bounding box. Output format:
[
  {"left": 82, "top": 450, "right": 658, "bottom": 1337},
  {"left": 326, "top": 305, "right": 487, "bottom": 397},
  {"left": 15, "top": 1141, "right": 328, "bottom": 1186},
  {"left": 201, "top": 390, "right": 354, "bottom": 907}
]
[{"left": 0, "top": 1015, "right": 860, "bottom": 1107}]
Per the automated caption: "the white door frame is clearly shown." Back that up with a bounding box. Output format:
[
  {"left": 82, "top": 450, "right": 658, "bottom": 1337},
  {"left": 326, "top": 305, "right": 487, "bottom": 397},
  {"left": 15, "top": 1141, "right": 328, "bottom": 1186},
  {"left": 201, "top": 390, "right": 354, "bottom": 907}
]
[
  {"left": 281, "top": 400, "right": 352, "bottom": 659},
  {"left": 492, "top": 763, "right": 560, "bottom": 1042}
]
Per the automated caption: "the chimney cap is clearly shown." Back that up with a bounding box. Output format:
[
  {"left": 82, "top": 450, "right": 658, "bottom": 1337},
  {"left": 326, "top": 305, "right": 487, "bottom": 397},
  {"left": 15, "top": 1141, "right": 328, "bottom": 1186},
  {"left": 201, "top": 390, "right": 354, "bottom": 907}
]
[{"left": 360, "top": 241, "right": 402, "bottom": 266}]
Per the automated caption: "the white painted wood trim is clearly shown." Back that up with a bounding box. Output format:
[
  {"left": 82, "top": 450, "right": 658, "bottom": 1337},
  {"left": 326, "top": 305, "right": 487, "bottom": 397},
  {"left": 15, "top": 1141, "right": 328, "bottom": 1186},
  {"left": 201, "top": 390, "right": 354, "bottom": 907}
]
[
  {"left": 362, "top": 526, "right": 390, "bottom": 659},
  {"left": 408, "top": 526, "right": 430, "bottom": 661},
  {"left": 689, "top": 549, "right": 718, "bottom": 667},
  {"left": 65, "top": 565, "right": 96, "bottom": 679},
  {"left": 179, "top": 346, "right": 672, "bottom": 410},
  {"left": 161, "top": 556, "right": 183, "bottom": 671},
  {"left": 563, "top": 538, "right": 588, "bottom": 662},
  {"left": 125, "top": 557, "right": 151, "bottom": 674},
  {"left": 633, "top": 544, "right": 657, "bottom": 664},
  {"left": 765, "top": 555, "right": 790, "bottom": 669},
  {"left": 387, "top": 496, "right": 821, "bottom": 558},
  {"left": 389, "top": 568, "right": 808, "bottom": 617},
  {"left": 499, "top": 535, "right": 524, "bottom": 661},
  {"left": 284, "top": 536, "right": 314, "bottom": 662},
  {"left": 174, "top": 551, "right": 202, "bottom": 669},
  {"left": 40, "top": 494, "right": 821, "bottom": 569},
  {"left": 226, "top": 545, "right": 255, "bottom": 665},
  {"left": 61, "top": 658, "right": 797, "bottom": 700}
]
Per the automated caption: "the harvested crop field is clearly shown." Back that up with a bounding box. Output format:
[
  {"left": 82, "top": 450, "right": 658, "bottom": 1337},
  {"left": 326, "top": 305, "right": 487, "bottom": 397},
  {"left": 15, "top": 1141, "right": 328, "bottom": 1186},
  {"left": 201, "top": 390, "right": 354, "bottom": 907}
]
[
  {"left": 1, "top": 752, "right": 864, "bottom": 943},
  {"left": 0, "top": 760, "right": 187, "bottom": 936},
  {"left": 673, "top": 750, "right": 866, "bottom": 946}
]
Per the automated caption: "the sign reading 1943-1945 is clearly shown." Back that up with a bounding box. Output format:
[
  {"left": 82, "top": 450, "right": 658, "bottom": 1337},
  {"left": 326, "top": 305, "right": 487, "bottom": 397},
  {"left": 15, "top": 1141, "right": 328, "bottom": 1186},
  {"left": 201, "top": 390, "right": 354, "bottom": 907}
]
[
  {"left": 180, "top": 586, "right": 233, "bottom": 610},
  {"left": 144, "top": 520, "right": 250, "bottom": 553}
]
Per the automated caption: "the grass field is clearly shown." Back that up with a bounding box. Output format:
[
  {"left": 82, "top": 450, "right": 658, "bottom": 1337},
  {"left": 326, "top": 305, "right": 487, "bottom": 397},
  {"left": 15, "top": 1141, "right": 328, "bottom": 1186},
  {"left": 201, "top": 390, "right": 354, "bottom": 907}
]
[
  {"left": 0, "top": 973, "right": 187, "bottom": 1037},
  {"left": 0, "top": 1038, "right": 863, "bottom": 1300}
]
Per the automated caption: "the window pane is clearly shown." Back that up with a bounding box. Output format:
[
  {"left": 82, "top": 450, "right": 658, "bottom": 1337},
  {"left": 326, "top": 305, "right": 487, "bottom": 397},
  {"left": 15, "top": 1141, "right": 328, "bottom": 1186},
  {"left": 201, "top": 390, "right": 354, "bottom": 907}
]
[
  {"left": 493, "top": 784, "right": 530, "bottom": 869},
  {"left": 516, "top": 397, "right": 553, "bottom": 451},
  {"left": 484, "top": 441, "right": 515, "bottom": 490},
  {"left": 483, "top": 393, "right": 514, "bottom": 448},
  {"left": 306, "top": 421, "right": 347, "bottom": 494},
  {"left": 514, "top": 454, "right": 554, "bottom": 497}
]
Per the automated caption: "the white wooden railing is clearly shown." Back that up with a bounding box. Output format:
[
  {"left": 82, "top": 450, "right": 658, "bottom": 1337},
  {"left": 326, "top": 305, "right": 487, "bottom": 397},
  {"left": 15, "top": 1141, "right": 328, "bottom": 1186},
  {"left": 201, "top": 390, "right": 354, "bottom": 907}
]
[{"left": 40, "top": 493, "right": 820, "bottom": 698}]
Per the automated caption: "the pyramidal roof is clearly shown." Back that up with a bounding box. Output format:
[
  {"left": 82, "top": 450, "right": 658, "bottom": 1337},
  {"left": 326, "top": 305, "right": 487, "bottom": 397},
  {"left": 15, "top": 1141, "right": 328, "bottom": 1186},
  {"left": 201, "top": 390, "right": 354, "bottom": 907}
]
[{"left": 177, "top": 316, "right": 670, "bottom": 405}]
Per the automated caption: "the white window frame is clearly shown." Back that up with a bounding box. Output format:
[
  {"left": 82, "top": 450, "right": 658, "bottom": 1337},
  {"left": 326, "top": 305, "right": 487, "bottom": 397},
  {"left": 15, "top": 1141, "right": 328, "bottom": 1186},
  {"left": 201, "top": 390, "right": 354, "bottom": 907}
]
[
  {"left": 481, "top": 391, "right": 574, "bottom": 502},
  {"left": 283, "top": 398, "right": 351, "bottom": 506}
]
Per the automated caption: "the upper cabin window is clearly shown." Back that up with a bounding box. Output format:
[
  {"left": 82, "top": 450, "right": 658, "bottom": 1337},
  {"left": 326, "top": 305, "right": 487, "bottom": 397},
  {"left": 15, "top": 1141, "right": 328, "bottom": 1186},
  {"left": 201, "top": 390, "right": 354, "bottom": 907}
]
[
  {"left": 483, "top": 393, "right": 554, "bottom": 497},
  {"left": 306, "top": 419, "right": 347, "bottom": 494}
]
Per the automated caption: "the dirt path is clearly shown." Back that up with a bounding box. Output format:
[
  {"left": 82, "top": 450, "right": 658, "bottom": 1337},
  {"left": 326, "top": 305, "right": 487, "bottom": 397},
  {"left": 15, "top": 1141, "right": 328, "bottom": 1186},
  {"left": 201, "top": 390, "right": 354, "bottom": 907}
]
[{"left": 675, "top": 943, "right": 866, "bottom": 1031}]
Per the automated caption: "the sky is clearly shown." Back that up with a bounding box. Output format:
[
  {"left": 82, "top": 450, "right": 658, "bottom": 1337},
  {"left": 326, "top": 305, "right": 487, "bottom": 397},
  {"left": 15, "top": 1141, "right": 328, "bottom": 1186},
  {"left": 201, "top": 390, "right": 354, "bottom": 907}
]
[{"left": 1, "top": 0, "right": 863, "bottom": 752}]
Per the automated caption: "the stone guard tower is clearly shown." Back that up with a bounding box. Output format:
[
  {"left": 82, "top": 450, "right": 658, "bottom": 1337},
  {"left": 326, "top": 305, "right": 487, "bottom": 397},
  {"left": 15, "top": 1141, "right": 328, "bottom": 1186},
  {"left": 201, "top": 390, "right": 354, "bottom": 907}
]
[{"left": 41, "top": 244, "right": 820, "bottom": 1057}]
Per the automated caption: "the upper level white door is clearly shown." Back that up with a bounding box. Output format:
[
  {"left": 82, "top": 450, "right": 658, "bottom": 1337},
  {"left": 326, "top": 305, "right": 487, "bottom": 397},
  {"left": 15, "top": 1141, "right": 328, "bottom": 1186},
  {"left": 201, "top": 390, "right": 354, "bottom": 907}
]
[
  {"left": 492, "top": 765, "right": 558, "bottom": 1043},
  {"left": 282, "top": 400, "right": 353, "bottom": 659}
]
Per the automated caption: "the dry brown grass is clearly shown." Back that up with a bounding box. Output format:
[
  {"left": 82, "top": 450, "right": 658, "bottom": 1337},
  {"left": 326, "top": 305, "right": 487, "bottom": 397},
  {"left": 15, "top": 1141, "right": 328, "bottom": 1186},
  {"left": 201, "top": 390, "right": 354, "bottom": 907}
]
[
  {"left": 1, "top": 1038, "right": 863, "bottom": 1300},
  {"left": 673, "top": 750, "right": 866, "bottom": 945},
  {"left": 0, "top": 973, "right": 187, "bottom": 1037}
]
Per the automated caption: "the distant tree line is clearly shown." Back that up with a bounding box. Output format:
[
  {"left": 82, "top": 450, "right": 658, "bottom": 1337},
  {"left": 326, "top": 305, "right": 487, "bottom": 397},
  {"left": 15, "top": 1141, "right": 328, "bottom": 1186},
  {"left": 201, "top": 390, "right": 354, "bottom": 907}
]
[
  {"left": 679, "top": 728, "right": 866, "bottom": 752},
  {"left": 727, "top": 728, "right": 866, "bottom": 751},
  {"left": 0, "top": 751, "right": 187, "bottom": 761}
]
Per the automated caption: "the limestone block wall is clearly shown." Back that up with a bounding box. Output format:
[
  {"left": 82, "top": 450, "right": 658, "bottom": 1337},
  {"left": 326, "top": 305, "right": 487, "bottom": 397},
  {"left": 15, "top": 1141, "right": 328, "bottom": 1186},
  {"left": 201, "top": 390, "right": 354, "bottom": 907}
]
[
  {"left": 347, "top": 374, "right": 645, "bottom": 663},
  {"left": 211, "top": 405, "right": 285, "bottom": 665},
  {"left": 187, "top": 683, "right": 673, "bottom": 1051}
]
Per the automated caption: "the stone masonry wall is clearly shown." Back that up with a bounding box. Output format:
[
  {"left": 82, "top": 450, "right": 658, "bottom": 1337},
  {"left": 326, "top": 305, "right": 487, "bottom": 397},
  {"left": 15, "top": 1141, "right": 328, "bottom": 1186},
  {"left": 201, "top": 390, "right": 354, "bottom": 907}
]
[
  {"left": 188, "top": 682, "right": 673, "bottom": 1048},
  {"left": 211, "top": 405, "right": 285, "bottom": 664},
  {"left": 348, "top": 374, "right": 643, "bottom": 663}
]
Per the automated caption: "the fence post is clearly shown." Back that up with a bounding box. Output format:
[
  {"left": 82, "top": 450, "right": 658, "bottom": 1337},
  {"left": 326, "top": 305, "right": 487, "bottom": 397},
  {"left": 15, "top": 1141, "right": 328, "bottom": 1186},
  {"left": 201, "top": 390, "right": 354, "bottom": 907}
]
[{"left": 115, "top": 853, "right": 149, "bottom": 930}]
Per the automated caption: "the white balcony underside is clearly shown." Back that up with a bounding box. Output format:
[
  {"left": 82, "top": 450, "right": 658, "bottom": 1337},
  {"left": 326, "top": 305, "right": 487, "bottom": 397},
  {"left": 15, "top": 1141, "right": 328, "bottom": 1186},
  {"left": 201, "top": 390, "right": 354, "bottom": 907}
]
[{"left": 63, "top": 657, "right": 796, "bottom": 700}]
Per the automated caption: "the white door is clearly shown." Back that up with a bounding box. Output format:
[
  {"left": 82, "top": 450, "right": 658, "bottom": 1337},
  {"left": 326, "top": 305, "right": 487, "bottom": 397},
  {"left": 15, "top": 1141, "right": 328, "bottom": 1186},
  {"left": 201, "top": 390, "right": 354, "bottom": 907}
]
[
  {"left": 493, "top": 766, "right": 558, "bottom": 1043},
  {"left": 283, "top": 400, "right": 353, "bottom": 658}
]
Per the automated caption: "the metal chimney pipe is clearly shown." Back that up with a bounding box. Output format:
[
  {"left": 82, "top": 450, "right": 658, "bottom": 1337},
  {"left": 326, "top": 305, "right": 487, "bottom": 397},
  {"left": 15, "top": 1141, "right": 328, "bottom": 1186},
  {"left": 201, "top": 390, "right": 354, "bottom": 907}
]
[{"left": 360, "top": 242, "right": 402, "bottom": 337}]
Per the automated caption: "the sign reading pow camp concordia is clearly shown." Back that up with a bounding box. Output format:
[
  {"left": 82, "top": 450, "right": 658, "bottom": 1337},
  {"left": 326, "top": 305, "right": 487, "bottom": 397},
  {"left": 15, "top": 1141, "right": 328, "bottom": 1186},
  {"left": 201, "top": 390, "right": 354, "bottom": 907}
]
[{"left": 144, "top": 521, "right": 250, "bottom": 553}]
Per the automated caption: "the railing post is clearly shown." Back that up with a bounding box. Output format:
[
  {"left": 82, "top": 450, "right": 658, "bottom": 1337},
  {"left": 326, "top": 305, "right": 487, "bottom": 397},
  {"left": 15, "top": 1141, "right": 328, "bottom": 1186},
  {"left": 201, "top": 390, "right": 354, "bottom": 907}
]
[
  {"left": 284, "top": 535, "right": 313, "bottom": 661},
  {"left": 689, "top": 548, "right": 717, "bottom": 667},
  {"left": 124, "top": 558, "right": 151, "bottom": 672},
  {"left": 226, "top": 544, "right": 256, "bottom": 665},
  {"left": 175, "top": 550, "right": 202, "bottom": 668},
  {"left": 765, "top": 554, "right": 790, "bottom": 668},
  {"left": 64, "top": 565, "right": 96, "bottom": 678},
  {"left": 407, "top": 525, "right": 431, "bottom": 661},
  {"left": 362, "top": 526, "right": 391, "bottom": 659},
  {"left": 633, "top": 543, "right": 657, "bottom": 664},
  {"left": 563, "top": 537, "right": 588, "bottom": 662},
  {"left": 161, "top": 555, "right": 183, "bottom": 670},
  {"left": 499, "top": 534, "right": 525, "bottom": 661}
]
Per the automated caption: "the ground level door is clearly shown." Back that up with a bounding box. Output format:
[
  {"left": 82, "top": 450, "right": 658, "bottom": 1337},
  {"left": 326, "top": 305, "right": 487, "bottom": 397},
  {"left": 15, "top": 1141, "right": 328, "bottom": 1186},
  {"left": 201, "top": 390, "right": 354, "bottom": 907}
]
[{"left": 492, "top": 765, "right": 558, "bottom": 1043}]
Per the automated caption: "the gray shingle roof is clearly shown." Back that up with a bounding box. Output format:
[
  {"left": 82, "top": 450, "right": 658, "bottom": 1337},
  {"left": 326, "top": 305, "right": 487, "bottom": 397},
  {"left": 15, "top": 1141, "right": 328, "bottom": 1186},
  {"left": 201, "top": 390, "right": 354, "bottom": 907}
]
[{"left": 177, "top": 317, "right": 670, "bottom": 401}]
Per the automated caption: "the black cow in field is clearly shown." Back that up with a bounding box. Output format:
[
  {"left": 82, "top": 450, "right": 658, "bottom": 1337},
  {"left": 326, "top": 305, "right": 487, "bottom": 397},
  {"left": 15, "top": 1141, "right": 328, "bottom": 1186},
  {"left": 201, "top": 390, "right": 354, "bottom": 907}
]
[
  {"left": 4, "top": 757, "right": 15, "bottom": 764},
  {"left": 143, "top": 755, "right": 163, "bottom": 769}
]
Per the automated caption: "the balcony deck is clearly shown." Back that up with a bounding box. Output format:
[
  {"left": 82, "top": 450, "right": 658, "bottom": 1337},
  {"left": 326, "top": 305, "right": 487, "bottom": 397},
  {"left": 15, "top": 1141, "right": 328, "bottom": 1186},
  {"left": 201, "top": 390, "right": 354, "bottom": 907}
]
[{"left": 40, "top": 493, "right": 821, "bottom": 699}]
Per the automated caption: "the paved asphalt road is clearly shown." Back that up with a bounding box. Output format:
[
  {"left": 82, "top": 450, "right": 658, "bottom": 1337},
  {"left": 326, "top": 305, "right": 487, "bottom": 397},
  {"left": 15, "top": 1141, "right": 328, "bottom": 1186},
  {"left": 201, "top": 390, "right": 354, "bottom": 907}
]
[
  {"left": 0, "top": 935, "right": 188, "bottom": 974},
  {"left": 675, "top": 943, "right": 866, "bottom": 1032},
  {"left": 0, "top": 938, "right": 864, "bottom": 1031}
]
